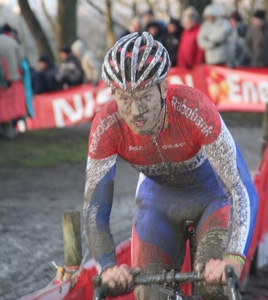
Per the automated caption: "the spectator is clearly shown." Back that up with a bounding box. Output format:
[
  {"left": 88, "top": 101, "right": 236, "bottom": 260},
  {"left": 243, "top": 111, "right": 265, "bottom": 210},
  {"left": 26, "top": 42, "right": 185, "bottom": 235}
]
[
  {"left": 20, "top": 57, "right": 34, "bottom": 118},
  {"left": 118, "top": 16, "right": 143, "bottom": 39},
  {"left": 0, "top": 24, "right": 21, "bottom": 83},
  {"left": 146, "top": 21, "right": 165, "bottom": 44},
  {"left": 142, "top": 9, "right": 166, "bottom": 32},
  {"left": 227, "top": 11, "right": 249, "bottom": 68},
  {"left": 230, "top": 11, "right": 247, "bottom": 38},
  {"left": 163, "top": 17, "right": 183, "bottom": 66},
  {"left": 32, "top": 54, "right": 58, "bottom": 94},
  {"left": 197, "top": 4, "right": 231, "bottom": 65},
  {"left": 142, "top": 9, "right": 154, "bottom": 28},
  {"left": 2, "top": 23, "right": 21, "bottom": 44},
  {"left": 71, "top": 39, "right": 102, "bottom": 85},
  {"left": 244, "top": 9, "right": 268, "bottom": 67},
  {"left": 0, "top": 24, "right": 21, "bottom": 139},
  {"left": 177, "top": 6, "right": 204, "bottom": 68},
  {"left": 2, "top": 23, "right": 14, "bottom": 38},
  {"left": 54, "top": 45, "right": 84, "bottom": 89}
]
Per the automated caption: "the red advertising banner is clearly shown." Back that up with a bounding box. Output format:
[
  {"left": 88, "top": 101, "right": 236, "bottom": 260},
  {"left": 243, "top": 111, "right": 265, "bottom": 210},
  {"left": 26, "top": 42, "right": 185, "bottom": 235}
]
[
  {"left": 168, "top": 66, "right": 268, "bottom": 112},
  {"left": 203, "top": 66, "right": 268, "bottom": 112},
  {"left": 22, "top": 81, "right": 113, "bottom": 131},
  {"left": 12, "top": 65, "right": 268, "bottom": 131}
]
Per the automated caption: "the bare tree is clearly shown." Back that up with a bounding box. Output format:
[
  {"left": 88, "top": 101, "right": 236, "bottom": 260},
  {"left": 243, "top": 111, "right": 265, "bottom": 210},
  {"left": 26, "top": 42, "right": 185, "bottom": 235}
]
[
  {"left": 104, "top": 0, "right": 116, "bottom": 48},
  {"left": 40, "top": 0, "right": 57, "bottom": 34},
  {"left": 56, "top": 0, "right": 77, "bottom": 56},
  {"left": 264, "top": 0, "right": 268, "bottom": 15},
  {"left": 18, "top": 0, "right": 54, "bottom": 60},
  {"left": 18, "top": 0, "right": 78, "bottom": 62},
  {"left": 84, "top": 0, "right": 130, "bottom": 49}
]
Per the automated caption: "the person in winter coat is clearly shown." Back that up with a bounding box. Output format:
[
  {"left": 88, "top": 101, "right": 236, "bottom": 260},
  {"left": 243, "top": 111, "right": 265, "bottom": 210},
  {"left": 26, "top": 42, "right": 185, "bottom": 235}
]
[
  {"left": 177, "top": 6, "right": 204, "bottom": 68},
  {"left": 163, "top": 18, "right": 183, "bottom": 67},
  {"left": 0, "top": 24, "right": 22, "bottom": 139},
  {"left": 244, "top": 9, "right": 268, "bottom": 67},
  {"left": 32, "top": 54, "right": 59, "bottom": 94},
  {"left": 54, "top": 45, "right": 84, "bottom": 89},
  {"left": 227, "top": 11, "right": 249, "bottom": 68},
  {"left": 71, "top": 39, "right": 102, "bottom": 85},
  {"left": 0, "top": 24, "right": 21, "bottom": 83},
  {"left": 197, "top": 4, "right": 231, "bottom": 65}
]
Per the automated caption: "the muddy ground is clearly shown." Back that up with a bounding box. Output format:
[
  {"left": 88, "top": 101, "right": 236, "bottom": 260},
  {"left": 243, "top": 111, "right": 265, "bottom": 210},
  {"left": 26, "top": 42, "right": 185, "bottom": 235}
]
[{"left": 1, "top": 114, "right": 268, "bottom": 300}]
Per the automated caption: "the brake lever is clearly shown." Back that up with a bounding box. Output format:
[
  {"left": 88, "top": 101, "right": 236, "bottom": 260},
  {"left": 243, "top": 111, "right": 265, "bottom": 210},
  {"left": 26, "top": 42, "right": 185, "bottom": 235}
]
[{"left": 92, "top": 275, "right": 108, "bottom": 300}]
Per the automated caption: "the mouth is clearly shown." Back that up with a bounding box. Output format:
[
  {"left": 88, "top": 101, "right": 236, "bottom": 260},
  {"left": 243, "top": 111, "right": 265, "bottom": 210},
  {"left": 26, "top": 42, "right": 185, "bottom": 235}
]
[{"left": 132, "top": 119, "right": 147, "bottom": 128}]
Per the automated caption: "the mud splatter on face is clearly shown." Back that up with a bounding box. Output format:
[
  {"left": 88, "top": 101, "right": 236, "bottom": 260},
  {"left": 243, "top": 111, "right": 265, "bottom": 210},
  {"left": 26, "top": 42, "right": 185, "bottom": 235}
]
[{"left": 114, "top": 85, "right": 163, "bottom": 135}]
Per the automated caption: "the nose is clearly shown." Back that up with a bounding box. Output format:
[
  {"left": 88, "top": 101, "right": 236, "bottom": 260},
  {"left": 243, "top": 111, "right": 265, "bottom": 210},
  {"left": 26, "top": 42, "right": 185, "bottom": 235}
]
[{"left": 130, "top": 100, "right": 144, "bottom": 116}]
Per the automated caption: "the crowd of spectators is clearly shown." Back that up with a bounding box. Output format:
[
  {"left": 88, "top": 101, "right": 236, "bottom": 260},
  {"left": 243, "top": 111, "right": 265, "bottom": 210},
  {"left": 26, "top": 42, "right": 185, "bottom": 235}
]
[
  {"left": 0, "top": 22, "right": 102, "bottom": 138},
  {"left": 119, "top": 4, "right": 268, "bottom": 69},
  {"left": 32, "top": 42, "right": 101, "bottom": 94},
  {"left": 0, "top": 4, "right": 268, "bottom": 138}
]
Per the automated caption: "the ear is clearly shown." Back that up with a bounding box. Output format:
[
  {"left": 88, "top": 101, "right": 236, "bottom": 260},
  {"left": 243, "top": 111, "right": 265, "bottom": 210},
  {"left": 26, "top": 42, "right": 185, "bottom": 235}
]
[{"left": 160, "top": 79, "right": 168, "bottom": 99}]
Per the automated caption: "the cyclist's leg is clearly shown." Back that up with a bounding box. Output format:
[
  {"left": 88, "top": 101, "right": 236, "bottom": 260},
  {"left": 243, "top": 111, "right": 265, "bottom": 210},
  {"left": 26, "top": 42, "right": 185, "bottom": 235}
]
[
  {"left": 131, "top": 175, "right": 188, "bottom": 300},
  {"left": 195, "top": 201, "right": 230, "bottom": 300}
]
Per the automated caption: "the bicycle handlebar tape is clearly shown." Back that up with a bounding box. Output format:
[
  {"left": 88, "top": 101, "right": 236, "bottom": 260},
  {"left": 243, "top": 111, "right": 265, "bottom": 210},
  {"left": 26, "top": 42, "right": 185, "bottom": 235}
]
[
  {"left": 92, "top": 275, "right": 108, "bottom": 300},
  {"left": 134, "top": 269, "right": 203, "bottom": 285}
]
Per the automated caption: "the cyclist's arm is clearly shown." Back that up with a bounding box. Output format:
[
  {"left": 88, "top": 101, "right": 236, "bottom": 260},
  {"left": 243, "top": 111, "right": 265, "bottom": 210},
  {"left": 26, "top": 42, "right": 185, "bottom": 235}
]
[
  {"left": 204, "top": 119, "right": 258, "bottom": 261},
  {"left": 83, "top": 154, "right": 118, "bottom": 274}
]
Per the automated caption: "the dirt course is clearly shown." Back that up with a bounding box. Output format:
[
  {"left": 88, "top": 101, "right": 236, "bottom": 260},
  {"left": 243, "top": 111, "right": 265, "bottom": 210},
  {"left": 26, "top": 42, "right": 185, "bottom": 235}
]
[{"left": 0, "top": 115, "right": 268, "bottom": 300}]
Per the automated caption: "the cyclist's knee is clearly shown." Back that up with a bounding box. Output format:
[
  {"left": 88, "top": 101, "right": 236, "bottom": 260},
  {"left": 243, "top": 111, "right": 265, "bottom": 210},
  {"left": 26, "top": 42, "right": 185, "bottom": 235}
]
[{"left": 196, "top": 281, "right": 229, "bottom": 300}]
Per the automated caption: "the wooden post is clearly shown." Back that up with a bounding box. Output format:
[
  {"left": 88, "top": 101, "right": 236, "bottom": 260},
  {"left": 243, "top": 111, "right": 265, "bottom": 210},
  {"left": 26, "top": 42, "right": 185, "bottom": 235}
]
[
  {"left": 261, "top": 103, "right": 268, "bottom": 157},
  {"left": 62, "top": 210, "right": 82, "bottom": 279}
]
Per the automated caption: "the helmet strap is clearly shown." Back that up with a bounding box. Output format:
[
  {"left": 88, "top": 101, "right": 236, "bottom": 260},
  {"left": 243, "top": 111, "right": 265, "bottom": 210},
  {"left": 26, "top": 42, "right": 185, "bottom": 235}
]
[{"left": 157, "top": 83, "right": 165, "bottom": 107}]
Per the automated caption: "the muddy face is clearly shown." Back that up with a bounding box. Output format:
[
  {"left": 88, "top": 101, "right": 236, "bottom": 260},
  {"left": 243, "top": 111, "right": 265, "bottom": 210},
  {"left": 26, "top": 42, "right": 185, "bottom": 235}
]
[{"left": 114, "top": 81, "right": 168, "bottom": 136}]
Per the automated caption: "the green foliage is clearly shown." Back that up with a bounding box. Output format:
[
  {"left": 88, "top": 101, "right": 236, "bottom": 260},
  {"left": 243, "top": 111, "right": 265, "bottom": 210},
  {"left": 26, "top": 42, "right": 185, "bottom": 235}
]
[{"left": 0, "top": 126, "right": 89, "bottom": 168}]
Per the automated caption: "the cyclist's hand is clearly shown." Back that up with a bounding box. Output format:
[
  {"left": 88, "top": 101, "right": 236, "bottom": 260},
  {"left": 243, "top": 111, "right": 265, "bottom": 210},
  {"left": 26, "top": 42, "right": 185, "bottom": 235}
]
[
  {"left": 196, "top": 257, "right": 243, "bottom": 284},
  {"left": 101, "top": 264, "right": 140, "bottom": 295}
]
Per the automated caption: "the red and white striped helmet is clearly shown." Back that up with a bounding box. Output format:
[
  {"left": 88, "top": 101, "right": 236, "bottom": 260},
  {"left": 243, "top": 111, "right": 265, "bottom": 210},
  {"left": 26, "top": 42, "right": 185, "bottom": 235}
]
[{"left": 102, "top": 31, "right": 171, "bottom": 90}]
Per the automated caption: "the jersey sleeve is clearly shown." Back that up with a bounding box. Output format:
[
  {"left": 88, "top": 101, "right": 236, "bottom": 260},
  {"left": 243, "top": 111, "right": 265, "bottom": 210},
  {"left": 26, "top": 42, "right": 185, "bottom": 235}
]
[
  {"left": 83, "top": 101, "right": 122, "bottom": 273},
  {"left": 204, "top": 119, "right": 258, "bottom": 260},
  {"left": 83, "top": 154, "right": 118, "bottom": 273}
]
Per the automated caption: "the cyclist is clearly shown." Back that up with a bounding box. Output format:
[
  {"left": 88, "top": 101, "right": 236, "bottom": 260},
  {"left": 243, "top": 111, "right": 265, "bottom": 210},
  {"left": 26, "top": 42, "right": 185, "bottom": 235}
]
[{"left": 83, "top": 32, "right": 258, "bottom": 299}]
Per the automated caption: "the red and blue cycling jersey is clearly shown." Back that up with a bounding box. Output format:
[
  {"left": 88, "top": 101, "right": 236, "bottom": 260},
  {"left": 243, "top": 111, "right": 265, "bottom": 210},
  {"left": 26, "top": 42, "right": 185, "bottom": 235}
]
[{"left": 83, "top": 84, "right": 258, "bottom": 273}]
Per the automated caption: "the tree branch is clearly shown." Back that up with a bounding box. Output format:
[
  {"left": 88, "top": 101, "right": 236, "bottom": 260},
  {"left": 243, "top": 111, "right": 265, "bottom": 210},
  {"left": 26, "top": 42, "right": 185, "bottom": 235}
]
[
  {"left": 40, "top": 0, "right": 57, "bottom": 35},
  {"left": 84, "top": 0, "right": 103, "bottom": 15}
]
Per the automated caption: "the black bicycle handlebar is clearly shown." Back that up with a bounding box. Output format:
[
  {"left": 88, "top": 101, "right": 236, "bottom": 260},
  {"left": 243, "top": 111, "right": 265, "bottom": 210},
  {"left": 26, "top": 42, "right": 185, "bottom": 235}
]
[
  {"left": 225, "top": 265, "right": 241, "bottom": 300},
  {"left": 134, "top": 269, "right": 203, "bottom": 285},
  {"left": 92, "top": 265, "right": 240, "bottom": 300}
]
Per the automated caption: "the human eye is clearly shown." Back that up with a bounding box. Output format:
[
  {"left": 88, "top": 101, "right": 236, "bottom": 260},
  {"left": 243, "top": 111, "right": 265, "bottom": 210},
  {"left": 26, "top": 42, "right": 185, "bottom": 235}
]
[
  {"left": 119, "top": 94, "right": 130, "bottom": 102},
  {"left": 141, "top": 94, "right": 151, "bottom": 101},
  {"left": 123, "top": 96, "right": 130, "bottom": 101}
]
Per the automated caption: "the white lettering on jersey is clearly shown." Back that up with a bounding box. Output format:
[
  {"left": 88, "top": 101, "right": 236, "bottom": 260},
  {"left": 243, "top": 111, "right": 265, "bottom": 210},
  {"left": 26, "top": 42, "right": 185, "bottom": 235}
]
[
  {"left": 89, "top": 112, "right": 122, "bottom": 155},
  {"left": 162, "top": 142, "right": 186, "bottom": 149},
  {"left": 129, "top": 146, "right": 146, "bottom": 151},
  {"left": 172, "top": 97, "right": 212, "bottom": 137}
]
